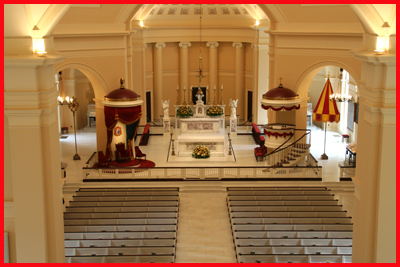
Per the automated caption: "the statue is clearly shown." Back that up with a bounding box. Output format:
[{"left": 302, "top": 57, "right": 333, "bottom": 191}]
[
  {"left": 162, "top": 99, "right": 170, "bottom": 119},
  {"left": 196, "top": 88, "right": 204, "bottom": 104},
  {"left": 229, "top": 99, "right": 238, "bottom": 118}
]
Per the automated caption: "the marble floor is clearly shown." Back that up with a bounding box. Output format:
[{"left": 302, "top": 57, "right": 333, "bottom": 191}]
[{"left": 60, "top": 122, "right": 355, "bottom": 263}]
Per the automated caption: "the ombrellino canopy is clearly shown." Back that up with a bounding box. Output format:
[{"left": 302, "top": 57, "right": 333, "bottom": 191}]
[{"left": 312, "top": 77, "right": 340, "bottom": 123}]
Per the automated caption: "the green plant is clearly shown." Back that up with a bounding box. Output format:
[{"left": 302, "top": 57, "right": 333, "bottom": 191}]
[{"left": 192, "top": 145, "right": 210, "bottom": 159}]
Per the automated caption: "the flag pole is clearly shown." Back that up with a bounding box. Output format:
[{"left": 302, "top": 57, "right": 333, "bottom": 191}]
[{"left": 321, "top": 122, "right": 328, "bottom": 160}]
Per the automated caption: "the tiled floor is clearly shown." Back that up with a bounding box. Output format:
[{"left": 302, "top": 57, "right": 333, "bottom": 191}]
[{"left": 60, "top": 122, "right": 355, "bottom": 263}]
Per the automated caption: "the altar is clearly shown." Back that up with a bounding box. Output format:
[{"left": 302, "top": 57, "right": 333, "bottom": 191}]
[
  {"left": 176, "top": 116, "right": 226, "bottom": 157},
  {"left": 176, "top": 134, "right": 226, "bottom": 157}
]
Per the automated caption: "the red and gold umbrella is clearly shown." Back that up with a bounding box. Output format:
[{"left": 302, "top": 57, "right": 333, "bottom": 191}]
[{"left": 312, "top": 76, "right": 340, "bottom": 159}]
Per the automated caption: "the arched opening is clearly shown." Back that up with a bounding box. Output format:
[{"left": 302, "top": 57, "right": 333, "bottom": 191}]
[
  {"left": 294, "top": 63, "right": 360, "bottom": 175},
  {"left": 55, "top": 63, "right": 109, "bottom": 153}
]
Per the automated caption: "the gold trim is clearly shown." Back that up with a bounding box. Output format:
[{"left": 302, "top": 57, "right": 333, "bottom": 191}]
[
  {"left": 262, "top": 95, "right": 299, "bottom": 100},
  {"left": 104, "top": 96, "right": 141, "bottom": 101}
]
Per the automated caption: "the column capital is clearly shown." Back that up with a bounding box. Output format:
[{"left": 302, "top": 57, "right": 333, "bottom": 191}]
[
  {"left": 179, "top": 42, "right": 192, "bottom": 48},
  {"left": 232, "top": 42, "right": 244, "bottom": 49},
  {"left": 155, "top": 42, "right": 166, "bottom": 49},
  {"left": 206, "top": 41, "right": 219, "bottom": 48}
]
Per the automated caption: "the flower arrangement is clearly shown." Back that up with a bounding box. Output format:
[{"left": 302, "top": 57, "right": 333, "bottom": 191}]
[
  {"left": 192, "top": 145, "right": 210, "bottom": 159},
  {"left": 206, "top": 106, "right": 224, "bottom": 116},
  {"left": 177, "top": 106, "right": 193, "bottom": 117}
]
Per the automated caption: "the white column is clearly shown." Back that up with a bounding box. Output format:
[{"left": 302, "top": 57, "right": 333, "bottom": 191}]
[
  {"left": 206, "top": 41, "right": 219, "bottom": 105},
  {"left": 4, "top": 55, "right": 66, "bottom": 262},
  {"left": 154, "top": 42, "right": 166, "bottom": 121},
  {"left": 232, "top": 42, "right": 245, "bottom": 118},
  {"left": 179, "top": 42, "right": 191, "bottom": 105},
  {"left": 351, "top": 34, "right": 396, "bottom": 263}
]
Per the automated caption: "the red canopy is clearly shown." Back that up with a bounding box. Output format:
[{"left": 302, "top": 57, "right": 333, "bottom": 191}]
[{"left": 312, "top": 78, "right": 340, "bottom": 123}]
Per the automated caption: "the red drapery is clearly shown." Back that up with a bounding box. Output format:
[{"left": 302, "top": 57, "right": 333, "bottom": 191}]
[
  {"left": 264, "top": 131, "right": 293, "bottom": 138},
  {"left": 104, "top": 106, "right": 142, "bottom": 160},
  {"left": 261, "top": 104, "right": 300, "bottom": 111}
]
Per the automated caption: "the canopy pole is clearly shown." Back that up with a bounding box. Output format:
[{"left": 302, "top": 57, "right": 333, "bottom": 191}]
[{"left": 321, "top": 122, "right": 328, "bottom": 160}]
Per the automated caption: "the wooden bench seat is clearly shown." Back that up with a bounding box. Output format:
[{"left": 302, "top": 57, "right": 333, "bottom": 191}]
[
  {"left": 238, "top": 254, "right": 351, "bottom": 263},
  {"left": 228, "top": 200, "right": 339, "bottom": 206},
  {"left": 64, "top": 224, "right": 177, "bottom": 233},
  {"left": 228, "top": 187, "right": 328, "bottom": 191},
  {"left": 65, "top": 254, "right": 174, "bottom": 263},
  {"left": 66, "top": 206, "right": 178, "bottom": 213},
  {"left": 233, "top": 230, "right": 353, "bottom": 239},
  {"left": 227, "top": 195, "right": 336, "bottom": 201},
  {"left": 228, "top": 190, "right": 333, "bottom": 196},
  {"left": 65, "top": 246, "right": 175, "bottom": 256},
  {"left": 79, "top": 187, "right": 179, "bottom": 192},
  {"left": 237, "top": 246, "right": 352, "bottom": 255},
  {"left": 65, "top": 231, "right": 176, "bottom": 240},
  {"left": 69, "top": 200, "right": 179, "bottom": 207},
  {"left": 235, "top": 238, "right": 353, "bottom": 247},
  {"left": 65, "top": 239, "right": 176, "bottom": 248},
  {"left": 75, "top": 191, "right": 179, "bottom": 196},
  {"left": 232, "top": 217, "right": 352, "bottom": 224},
  {"left": 64, "top": 211, "right": 177, "bottom": 219},
  {"left": 64, "top": 218, "right": 178, "bottom": 226},
  {"left": 230, "top": 211, "right": 348, "bottom": 218},
  {"left": 72, "top": 196, "right": 180, "bottom": 202},
  {"left": 229, "top": 205, "right": 344, "bottom": 212},
  {"left": 232, "top": 224, "right": 353, "bottom": 232}
]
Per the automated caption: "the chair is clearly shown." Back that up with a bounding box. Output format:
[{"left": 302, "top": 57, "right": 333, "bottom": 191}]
[
  {"left": 115, "top": 142, "right": 131, "bottom": 162},
  {"left": 135, "top": 146, "right": 146, "bottom": 162},
  {"left": 97, "top": 151, "right": 109, "bottom": 167}
]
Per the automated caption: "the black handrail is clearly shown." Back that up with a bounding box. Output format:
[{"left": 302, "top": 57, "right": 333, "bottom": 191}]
[
  {"left": 266, "top": 129, "right": 311, "bottom": 157},
  {"left": 239, "top": 114, "right": 252, "bottom": 126},
  {"left": 228, "top": 137, "right": 237, "bottom": 162},
  {"left": 86, "top": 152, "right": 97, "bottom": 165},
  {"left": 166, "top": 134, "right": 173, "bottom": 162}
]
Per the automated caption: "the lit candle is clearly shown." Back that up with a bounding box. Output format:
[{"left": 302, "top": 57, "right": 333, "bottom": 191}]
[{"left": 221, "top": 84, "right": 223, "bottom": 89}]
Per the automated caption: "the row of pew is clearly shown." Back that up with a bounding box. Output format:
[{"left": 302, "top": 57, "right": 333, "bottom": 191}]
[
  {"left": 64, "top": 187, "right": 179, "bottom": 263},
  {"left": 227, "top": 187, "right": 353, "bottom": 263}
]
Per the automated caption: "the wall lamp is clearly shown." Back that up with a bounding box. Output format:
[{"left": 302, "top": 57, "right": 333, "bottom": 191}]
[{"left": 32, "top": 25, "right": 47, "bottom": 56}]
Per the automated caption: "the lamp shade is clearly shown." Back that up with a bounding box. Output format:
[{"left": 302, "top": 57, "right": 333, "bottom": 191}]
[{"left": 312, "top": 78, "right": 340, "bottom": 123}]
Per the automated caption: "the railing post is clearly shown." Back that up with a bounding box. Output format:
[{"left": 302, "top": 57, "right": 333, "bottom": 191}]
[
  {"left": 99, "top": 169, "right": 102, "bottom": 179},
  {"left": 115, "top": 169, "right": 119, "bottom": 179},
  {"left": 200, "top": 168, "right": 205, "bottom": 180},
  {"left": 182, "top": 168, "right": 186, "bottom": 180},
  {"left": 219, "top": 168, "right": 223, "bottom": 179},
  {"left": 164, "top": 169, "right": 168, "bottom": 180}
]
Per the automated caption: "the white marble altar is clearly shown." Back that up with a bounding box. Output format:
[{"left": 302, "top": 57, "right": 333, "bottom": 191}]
[
  {"left": 177, "top": 134, "right": 226, "bottom": 157},
  {"left": 180, "top": 117, "right": 223, "bottom": 134}
]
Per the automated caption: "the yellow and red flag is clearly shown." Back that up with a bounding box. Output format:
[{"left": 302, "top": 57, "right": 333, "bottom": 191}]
[{"left": 312, "top": 78, "right": 340, "bottom": 123}]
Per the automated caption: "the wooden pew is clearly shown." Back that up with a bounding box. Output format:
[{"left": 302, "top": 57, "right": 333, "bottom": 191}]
[{"left": 64, "top": 224, "right": 177, "bottom": 233}]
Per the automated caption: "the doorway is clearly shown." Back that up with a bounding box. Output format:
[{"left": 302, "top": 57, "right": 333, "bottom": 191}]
[
  {"left": 247, "top": 91, "right": 253, "bottom": 122},
  {"left": 146, "top": 91, "right": 151, "bottom": 123}
]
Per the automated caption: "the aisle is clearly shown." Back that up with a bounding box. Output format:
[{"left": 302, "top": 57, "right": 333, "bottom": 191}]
[{"left": 175, "top": 189, "right": 237, "bottom": 263}]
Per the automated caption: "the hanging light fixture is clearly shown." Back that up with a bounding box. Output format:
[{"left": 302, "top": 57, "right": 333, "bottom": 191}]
[
  {"left": 196, "top": 4, "right": 205, "bottom": 85},
  {"left": 329, "top": 68, "right": 352, "bottom": 102},
  {"left": 57, "top": 71, "right": 70, "bottom": 105}
]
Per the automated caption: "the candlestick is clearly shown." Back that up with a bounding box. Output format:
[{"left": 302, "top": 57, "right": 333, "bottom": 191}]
[
  {"left": 220, "top": 84, "right": 224, "bottom": 105},
  {"left": 176, "top": 86, "right": 179, "bottom": 105},
  {"left": 206, "top": 85, "right": 209, "bottom": 104},
  {"left": 183, "top": 86, "right": 187, "bottom": 105},
  {"left": 213, "top": 85, "right": 216, "bottom": 105}
]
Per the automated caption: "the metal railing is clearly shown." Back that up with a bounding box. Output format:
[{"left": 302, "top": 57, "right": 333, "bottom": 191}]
[
  {"left": 264, "top": 129, "right": 311, "bottom": 167},
  {"left": 82, "top": 165, "right": 322, "bottom": 181}
]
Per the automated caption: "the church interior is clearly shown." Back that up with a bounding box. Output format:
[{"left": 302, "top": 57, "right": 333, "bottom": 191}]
[{"left": 3, "top": 4, "right": 396, "bottom": 263}]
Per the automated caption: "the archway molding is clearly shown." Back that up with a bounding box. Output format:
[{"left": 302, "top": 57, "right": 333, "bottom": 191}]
[
  {"left": 294, "top": 61, "right": 360, "bottom": 100},
  {"left": 55, "top": 62, "right": 109, "bottom": 104}
]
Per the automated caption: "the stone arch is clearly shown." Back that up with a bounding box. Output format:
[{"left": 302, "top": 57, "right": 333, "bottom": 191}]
[
  {"left": 55, "top": 62, "right": 109, "bottom": 152},
  {"left": 55, "top": 62, "right": 109, "bottom": 102},
  {"left": 294, "top": 61, "right": 360, "bottom": 100}
]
